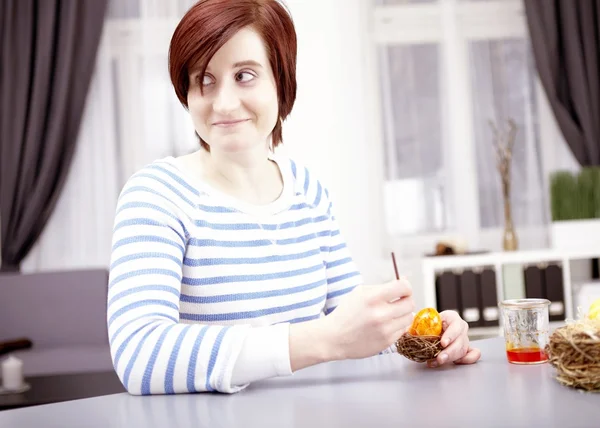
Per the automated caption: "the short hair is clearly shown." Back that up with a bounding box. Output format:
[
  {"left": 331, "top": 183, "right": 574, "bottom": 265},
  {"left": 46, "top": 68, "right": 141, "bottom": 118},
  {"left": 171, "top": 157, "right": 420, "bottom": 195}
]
[{"left": 168, "top": 0, "right": 297, "bottom": 150}]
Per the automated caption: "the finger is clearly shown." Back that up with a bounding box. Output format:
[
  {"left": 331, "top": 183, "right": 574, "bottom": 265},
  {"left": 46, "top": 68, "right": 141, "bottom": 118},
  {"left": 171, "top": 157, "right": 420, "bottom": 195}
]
[
  {"left": 439, "top": 313, "right": 466, "bottom": 348},
  {"left": 426, "top": 340, "right": 465, "bottom": 367},
  {"left": 439, "top": 310, "right": 460, "bottom": 324},
  {"left": 386, "top": 296, "right": 415, "bottom": 320},
  {"left": 375, "top": 277, "right": 412, "bottom": 302},
  {"left": 453, "top": 347, "right": 481, "bottom": 365},
  {"left": 427, "top": 345, "right": 478, "bottom": 368},
  {"left": 427, "top": 323, "right": 468, "bottom": 367},
  {"left": 387, "top": 312, "right": 414, "bottom": 338},
  {"left": 438, "top": 335, "right": 469, "bottom": 364}
]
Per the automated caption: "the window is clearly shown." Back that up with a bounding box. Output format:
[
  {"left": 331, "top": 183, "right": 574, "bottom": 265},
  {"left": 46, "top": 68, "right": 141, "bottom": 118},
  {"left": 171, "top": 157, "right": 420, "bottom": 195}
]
[
  {"left": 469, "top": 38, "right": 545, "bottom": 228},
  {"left": 105, "top": 0, "right": 199, "bottom": 182},
  {"left": 373, "top": 0, "right": 554, "bottom": 252},
  {"left": 380, "top": 44, "right": 448, "bottom": 235}
]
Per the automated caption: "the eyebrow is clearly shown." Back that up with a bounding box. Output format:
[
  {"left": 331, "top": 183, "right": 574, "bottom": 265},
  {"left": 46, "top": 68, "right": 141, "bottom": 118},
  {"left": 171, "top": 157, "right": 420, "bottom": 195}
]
[
  {"left": 232, "top": 60, "right": 263, "bottom": 69},
  {"left": 196, "top": 60, "right": 264, "bottom": 76}
]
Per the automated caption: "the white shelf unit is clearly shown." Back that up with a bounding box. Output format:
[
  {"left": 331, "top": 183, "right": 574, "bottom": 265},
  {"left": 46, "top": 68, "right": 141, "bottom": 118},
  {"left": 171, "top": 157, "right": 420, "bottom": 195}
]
[{"left": 421, "top": 248, "right": 600, "bottom": 336}]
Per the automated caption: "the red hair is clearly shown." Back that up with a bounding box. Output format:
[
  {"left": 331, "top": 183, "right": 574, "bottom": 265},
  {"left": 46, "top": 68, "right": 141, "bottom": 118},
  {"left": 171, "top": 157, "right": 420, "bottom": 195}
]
[{"left": 168, "top": 0, "right": 297, "bottom": 150}]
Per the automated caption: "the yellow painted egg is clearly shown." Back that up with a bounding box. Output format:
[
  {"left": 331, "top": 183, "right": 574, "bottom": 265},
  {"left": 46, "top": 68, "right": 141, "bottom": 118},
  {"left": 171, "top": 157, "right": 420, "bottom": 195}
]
[
  {"left": 588, "top": 298, "right": 600, "bottom": 320},
  {"left": 409, "top": 308, "right": 443, "bottom": 337}
]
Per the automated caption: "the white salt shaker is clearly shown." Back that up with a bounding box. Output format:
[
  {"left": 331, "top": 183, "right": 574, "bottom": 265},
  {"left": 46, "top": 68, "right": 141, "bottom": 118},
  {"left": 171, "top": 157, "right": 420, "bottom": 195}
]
[{"left": 2, "top": 355, "right": 24, "bottom": 390}]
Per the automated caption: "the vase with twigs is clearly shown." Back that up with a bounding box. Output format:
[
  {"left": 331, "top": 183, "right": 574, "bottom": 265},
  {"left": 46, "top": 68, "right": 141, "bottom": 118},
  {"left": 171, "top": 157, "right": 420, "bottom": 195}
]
[{"left": 490, "top": 118, "right": 518, "bottom": 251}]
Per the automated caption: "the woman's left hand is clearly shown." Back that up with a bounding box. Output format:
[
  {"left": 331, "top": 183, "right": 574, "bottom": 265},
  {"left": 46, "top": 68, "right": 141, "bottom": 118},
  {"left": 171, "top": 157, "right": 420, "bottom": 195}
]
[{"left": 427, "top": 310, "right": 481, "bottom": 368}]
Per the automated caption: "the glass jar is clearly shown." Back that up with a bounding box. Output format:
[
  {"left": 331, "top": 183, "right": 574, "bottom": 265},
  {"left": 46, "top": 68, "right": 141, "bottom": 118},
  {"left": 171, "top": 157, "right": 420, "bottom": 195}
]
[{"left": 499, "top": 298, "right": 551, "bottom": 364}]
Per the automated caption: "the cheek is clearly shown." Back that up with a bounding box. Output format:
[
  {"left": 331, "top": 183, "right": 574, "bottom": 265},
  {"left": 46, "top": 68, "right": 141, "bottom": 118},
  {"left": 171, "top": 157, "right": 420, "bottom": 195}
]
[
  {"left": 187, "top": 95, "right": 210, "bottom": 128},
  {"left": 252, "top": 87, "right": 279, "bottom": 127}
]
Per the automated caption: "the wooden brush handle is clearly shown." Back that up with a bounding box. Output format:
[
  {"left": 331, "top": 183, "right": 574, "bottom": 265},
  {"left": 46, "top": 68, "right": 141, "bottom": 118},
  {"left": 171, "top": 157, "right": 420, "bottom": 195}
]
[{"left": 0, "top": 338, "right": 33, "bottom": 356}]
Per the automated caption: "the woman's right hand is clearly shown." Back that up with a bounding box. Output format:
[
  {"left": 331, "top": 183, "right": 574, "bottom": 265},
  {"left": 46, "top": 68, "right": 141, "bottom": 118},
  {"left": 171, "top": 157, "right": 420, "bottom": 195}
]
[{"left": 323, "top": 279, "right": 415, "bottom": 360}]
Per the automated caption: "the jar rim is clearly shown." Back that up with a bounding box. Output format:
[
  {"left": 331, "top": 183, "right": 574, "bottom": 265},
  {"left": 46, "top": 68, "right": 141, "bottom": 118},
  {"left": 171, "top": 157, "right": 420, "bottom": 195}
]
[{"left": 499, "top": 298, "right": 551, "bottom": 309}]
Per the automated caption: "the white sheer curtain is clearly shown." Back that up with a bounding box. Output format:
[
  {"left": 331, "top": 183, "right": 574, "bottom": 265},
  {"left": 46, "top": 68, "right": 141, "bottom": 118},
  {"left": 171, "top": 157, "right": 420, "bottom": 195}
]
[
  {"left": 379, "top": 44, "right": 449, "bottom": 236},
  {"left": 470, "top": 39, "right": 548, "bottom": 229},
  {"left": 22, "top": 0, "right": 198, "bottom": 272}
]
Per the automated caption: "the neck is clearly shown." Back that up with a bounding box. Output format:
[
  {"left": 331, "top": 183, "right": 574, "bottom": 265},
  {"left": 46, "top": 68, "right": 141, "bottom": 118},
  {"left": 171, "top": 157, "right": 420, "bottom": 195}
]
[{"left": 200, "top": 144, "right": 283, "bottom": 205}]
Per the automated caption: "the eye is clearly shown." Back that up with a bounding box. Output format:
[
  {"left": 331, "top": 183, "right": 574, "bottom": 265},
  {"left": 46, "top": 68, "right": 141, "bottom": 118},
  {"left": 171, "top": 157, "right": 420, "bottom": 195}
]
[
  {"left": 236, "top": 71, "right": 255, "bottom": 83},
  {"left": 198, "top": 74, "right": 214, "bottom": 87}
]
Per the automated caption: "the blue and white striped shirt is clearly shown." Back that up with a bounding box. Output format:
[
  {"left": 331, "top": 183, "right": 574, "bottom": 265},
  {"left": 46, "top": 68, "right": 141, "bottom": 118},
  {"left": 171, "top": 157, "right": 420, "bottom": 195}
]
[{"left": 107, "top": 154, "right": 363, "bottom": 395}]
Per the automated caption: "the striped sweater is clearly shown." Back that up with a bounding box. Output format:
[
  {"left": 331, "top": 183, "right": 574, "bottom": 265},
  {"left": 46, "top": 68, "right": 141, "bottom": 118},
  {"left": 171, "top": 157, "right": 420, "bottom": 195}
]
[{"left": 107, "top": 154, "right": 363, "bottom": 395}]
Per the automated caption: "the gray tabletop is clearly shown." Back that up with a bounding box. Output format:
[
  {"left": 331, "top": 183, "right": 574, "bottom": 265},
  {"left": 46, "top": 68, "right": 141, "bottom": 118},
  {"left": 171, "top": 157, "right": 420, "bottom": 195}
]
[{"left": 0, "top": 337, "right": 597, "bottom": 428}]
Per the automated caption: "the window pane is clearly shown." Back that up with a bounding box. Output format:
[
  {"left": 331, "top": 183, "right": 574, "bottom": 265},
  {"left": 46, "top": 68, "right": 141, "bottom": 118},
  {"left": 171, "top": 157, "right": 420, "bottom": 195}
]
[
  {"left": 469, "top": 39, "right": 547, "bottom": 229},
  {"left": 378, "top": 44, "right": 450, "bottom": 235},
  {"left": 108, "top": 0, "right": 140, "bottom": 18}
]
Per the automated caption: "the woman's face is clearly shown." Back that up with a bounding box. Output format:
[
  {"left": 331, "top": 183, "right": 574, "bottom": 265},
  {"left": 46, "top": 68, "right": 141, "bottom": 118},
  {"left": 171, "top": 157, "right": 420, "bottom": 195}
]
[{"left": 187, "top": 27, "right": 279, "bottom": 153}]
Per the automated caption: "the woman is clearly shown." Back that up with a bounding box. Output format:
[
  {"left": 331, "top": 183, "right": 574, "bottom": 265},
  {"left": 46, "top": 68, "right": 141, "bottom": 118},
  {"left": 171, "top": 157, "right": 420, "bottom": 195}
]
[{"left": 107, "top": 0, "right": 480, "bottom": 395}]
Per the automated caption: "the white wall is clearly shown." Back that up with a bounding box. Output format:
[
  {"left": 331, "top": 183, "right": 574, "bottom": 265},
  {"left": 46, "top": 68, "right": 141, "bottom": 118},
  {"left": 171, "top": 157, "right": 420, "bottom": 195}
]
[{"left": 280, "top": 0, "right": 395, "bottom": 287}]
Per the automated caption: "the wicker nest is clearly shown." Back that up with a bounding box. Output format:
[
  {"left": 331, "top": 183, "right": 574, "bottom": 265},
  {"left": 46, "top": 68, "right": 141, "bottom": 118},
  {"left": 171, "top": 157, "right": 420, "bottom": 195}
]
[
  {"left": 545, "top": 318, "right": 600, "bottom": 392},
  {"left": 396, "top": 333, "right": 442, "bottom": 363}
]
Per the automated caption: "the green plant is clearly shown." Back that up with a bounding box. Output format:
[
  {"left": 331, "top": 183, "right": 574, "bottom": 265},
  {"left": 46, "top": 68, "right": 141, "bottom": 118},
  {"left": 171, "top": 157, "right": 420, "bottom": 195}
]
[
  {"left": 550, "top": 168, "right": 600, "bottom": 221},
  {"left": 578, "top": 167, "right": 600, "bottom": 218}
]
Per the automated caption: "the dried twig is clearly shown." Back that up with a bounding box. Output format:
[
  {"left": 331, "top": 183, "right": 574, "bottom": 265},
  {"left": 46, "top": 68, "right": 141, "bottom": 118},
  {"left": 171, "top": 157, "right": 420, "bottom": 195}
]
[
  {"left": 490, "top": 118, "right": 519, "bottom": 250},
  {"left": 489, "top": 118, "right": 518, "bottom": 183}
]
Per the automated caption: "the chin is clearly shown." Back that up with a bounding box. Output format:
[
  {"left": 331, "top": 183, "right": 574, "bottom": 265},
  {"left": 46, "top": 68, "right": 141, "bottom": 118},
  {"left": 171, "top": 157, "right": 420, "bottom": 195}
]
[{"left": 211, "top": 134, "right": 266, "bottom": 153}]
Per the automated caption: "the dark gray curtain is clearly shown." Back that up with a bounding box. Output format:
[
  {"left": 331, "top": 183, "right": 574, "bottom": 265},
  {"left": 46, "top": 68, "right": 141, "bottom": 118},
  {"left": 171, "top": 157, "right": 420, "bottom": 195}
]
[
  {"left": 524, "top": 0, "right": 600, "bottom": 167},
  {"left": 0, "top": 0, "right": 108, "bottom": 271}
]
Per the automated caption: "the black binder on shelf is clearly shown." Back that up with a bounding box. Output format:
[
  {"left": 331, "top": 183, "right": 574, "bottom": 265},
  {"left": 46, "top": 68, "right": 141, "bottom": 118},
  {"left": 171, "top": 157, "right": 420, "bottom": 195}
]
[
  {"left": 435, "top": 271, "right": 461, "bottom": 314},
  {"left": 524, "top": 265, "right": 545, "bottom": 298},
  {"left": 543, "top": 264, "right": 566, "bottom": 321},
  {"left": 458, "top": 270, "right": 482, "bottom": 328},
  {"left": 480, "top": 268, "right": 499, "bottom": 327}
]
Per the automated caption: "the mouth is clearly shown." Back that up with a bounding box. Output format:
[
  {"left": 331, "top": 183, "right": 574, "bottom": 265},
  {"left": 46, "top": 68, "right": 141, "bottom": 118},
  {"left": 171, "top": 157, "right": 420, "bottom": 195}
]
[{"left": 212, "top": 119, "right": 249, "bottom": 127}]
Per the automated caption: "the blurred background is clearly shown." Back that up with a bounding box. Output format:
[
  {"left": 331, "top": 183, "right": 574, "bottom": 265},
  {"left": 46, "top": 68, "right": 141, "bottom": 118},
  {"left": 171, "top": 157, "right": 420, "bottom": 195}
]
[{"left": 2, "top": 0, "right": 599, "bottom": 326}]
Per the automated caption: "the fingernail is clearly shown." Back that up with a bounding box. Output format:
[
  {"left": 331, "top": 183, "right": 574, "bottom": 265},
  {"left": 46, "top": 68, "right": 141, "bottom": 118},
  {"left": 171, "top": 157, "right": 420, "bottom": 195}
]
[
  {"left": 440, "top": 353, "right": 448, "bottom": 363},
  {"left": 442, "top": 338, "right": 449, "bottom": 347},
  {"left": 429, "top": 361, "right": 438, "bottom": 368}
]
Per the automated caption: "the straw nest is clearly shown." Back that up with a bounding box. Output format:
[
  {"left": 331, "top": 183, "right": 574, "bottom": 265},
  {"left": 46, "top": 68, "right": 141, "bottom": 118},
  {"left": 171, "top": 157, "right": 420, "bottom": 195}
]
[
  {"left": 545, "top": 317, "right": 600, "bottom": 392},
  {"left": 396, "top": 333, "right": 442, "bottom": 363}
]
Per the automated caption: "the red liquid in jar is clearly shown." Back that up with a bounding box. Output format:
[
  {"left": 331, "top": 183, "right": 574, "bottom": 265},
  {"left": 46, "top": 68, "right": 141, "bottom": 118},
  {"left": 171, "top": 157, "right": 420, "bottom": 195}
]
[{"left": 506, "top": 347, "right": 548, "bottom": 364}]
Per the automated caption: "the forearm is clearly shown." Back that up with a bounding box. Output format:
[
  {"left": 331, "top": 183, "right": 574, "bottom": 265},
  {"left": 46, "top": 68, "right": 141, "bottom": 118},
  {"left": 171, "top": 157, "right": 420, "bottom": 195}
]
[
  {"left": 230, "top": 317, "right": 339, "bottom": 387},
  {"left": 289, "top": 316, "right": 340, "bottom": 372}
]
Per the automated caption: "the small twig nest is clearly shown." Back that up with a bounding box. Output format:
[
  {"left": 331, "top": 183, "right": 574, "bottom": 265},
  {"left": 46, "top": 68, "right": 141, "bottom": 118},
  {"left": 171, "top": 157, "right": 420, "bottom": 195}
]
[
  {"left": 396, "top": 333, "right": 442, "bottom": 363},
  {"left": 545, "top": 318, "right": 600, "bottom": 392}
]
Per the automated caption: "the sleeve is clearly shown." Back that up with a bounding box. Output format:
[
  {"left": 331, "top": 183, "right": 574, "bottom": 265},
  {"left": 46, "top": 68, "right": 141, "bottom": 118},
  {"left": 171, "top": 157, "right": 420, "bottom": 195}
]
[
  {"left": 320, "top": 187, "right": 364, "bottom": 315},
  {"left": 107, "top": 172, "right": 291, "bottom": 395}
]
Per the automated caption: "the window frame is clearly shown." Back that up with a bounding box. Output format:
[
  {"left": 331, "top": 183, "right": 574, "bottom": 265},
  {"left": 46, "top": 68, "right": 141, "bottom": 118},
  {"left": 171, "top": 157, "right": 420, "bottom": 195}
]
[{"left": 369, "top": 0, "right": 562, "bottom": 256}]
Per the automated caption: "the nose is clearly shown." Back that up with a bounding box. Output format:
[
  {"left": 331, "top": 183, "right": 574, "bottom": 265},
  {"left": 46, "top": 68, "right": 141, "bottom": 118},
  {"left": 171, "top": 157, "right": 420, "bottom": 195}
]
[{"left": 212, "top": 81, "right": 240, "bottom": 115}]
